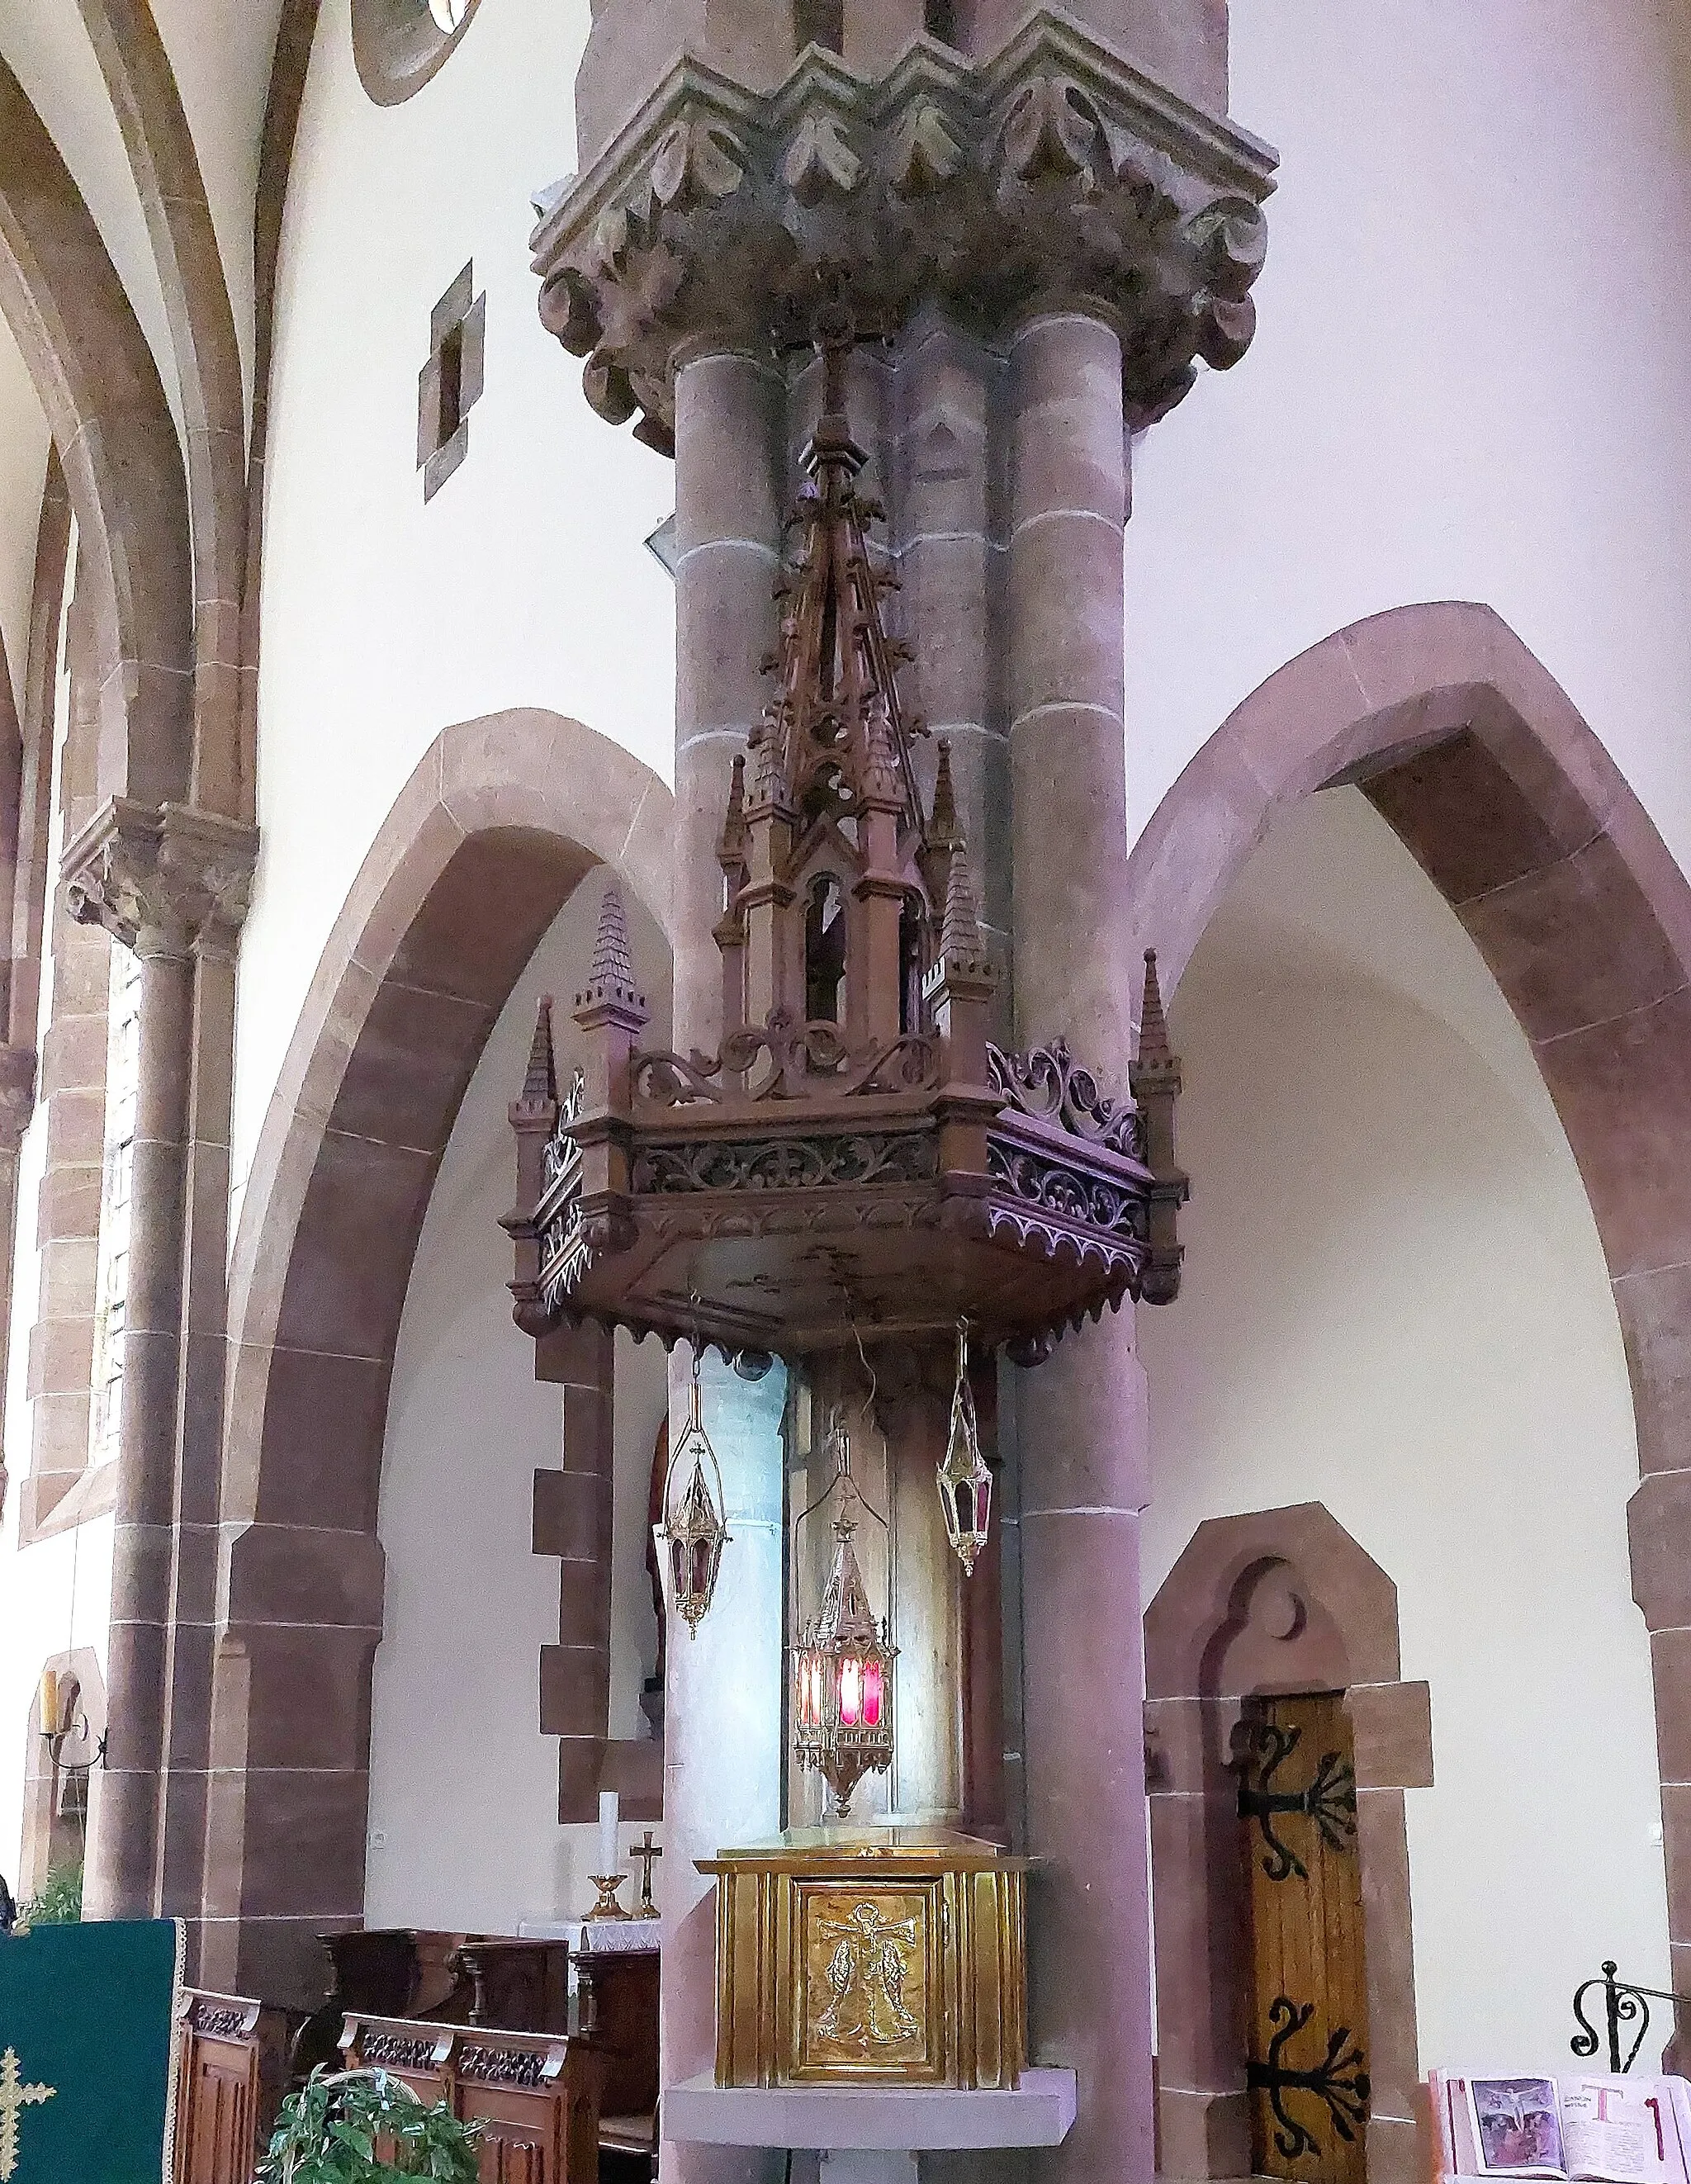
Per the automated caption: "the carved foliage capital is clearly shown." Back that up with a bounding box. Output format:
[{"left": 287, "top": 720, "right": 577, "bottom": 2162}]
[
  {"left": 533, "top": 13, "right": 1276, "bottom": 446},
  {"left": 63, "top": 798, "right": 259, "bottom": 959}
]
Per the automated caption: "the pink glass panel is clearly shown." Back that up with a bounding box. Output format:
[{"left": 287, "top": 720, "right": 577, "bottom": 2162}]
[
  {"left": 863, "top": 1658, "right": 883, "bottom": 1727},
  {"left": 839, "top": 1656, "right": 863, "bottom": 1727}
]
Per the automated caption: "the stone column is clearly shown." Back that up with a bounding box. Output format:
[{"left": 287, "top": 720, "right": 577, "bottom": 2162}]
[
  {"left": 673, "top": 351, "right": 784, "bottom": 1054},
  {"left": 890, "top": 315, "right": 1010, "bottom": 976},
  {"left": 64, "top": 799, "right": 255, "bottom": 1927},
  {"left": 660, "top": 1348, "right": 786, "bottom": 2184},
  {"left": 154, "top": 887, "right": 248, "bottom": 1956},
  {"left": 659, "top": 348, "right": 788, "bottom": 2184},
  {"left": 1007, "top": 312, "right": 1156, "bottom": 2184}
]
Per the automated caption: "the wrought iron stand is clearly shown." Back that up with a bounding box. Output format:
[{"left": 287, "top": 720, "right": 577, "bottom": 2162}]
[{"left": 1571, "top": 1962, "right": 1691, "bottom": 2073}]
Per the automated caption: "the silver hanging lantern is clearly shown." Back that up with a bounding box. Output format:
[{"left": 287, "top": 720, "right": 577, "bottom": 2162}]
[
  {"left": 653, "top": 1346, "right": 730, "bottom": 1636},
  {"left": 936, "top": 1318, "right": 992, "bottom": 1575}
]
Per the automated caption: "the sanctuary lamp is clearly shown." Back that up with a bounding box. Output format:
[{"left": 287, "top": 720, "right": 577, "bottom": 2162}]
[{"left": 791, "top": 1416, "right": 897, "bottom": 1819}]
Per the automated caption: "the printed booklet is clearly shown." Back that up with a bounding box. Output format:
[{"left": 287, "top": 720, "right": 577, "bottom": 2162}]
[{"left": 1430, "top": 2073, "right": 1691, "bottom": 2184}]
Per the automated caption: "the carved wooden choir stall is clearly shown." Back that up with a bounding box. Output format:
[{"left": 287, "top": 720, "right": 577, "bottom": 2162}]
[
  {"left": 505, "top": 330, "right": 1187, "bottom": 2144},
  {"left": 173, "top": 1926, "right": 660, "bottom": 2184}
]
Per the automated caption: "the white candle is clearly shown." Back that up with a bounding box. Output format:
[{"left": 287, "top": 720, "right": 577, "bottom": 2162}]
[{"left": 597, "top": 1789, "right": 619, "bottom": 1878}]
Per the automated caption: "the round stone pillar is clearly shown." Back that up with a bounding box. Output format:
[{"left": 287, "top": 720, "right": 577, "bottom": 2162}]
[
  {"left": 86, "top": 928, "right": 195, "bottom": 1920},
  {"left": 673, "top": 350, "right": 784, "bottom": 1054},
  {"left": 1007, "top": 312, "right": 1155, "bottom": 2184},
  {"left": 661, "top": 348, "right": 789, "bottom": 2184}
]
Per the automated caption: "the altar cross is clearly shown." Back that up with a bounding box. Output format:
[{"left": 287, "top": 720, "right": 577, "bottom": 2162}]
[
  {"left": 630, "top": 1829, "right": 663, "bottom": 1916},
  {"left": 0, "top": 2044, "right": 56, "bottom": 2180}
]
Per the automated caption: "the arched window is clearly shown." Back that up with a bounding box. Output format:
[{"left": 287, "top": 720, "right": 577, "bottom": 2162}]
[{"left": 804, "top": 875, "right": 847, "bottom": 1024}]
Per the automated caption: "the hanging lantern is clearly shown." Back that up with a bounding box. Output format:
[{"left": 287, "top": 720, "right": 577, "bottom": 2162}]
[
  {"left": 936, "top": 1318, "right": 992, "bottom": 1575},
  {"left": 653, "top": 1348, "right": 730, "bottom": 1637},
  {"left": 793, "top": 1420, "right": 897, "bottom": 1819}
]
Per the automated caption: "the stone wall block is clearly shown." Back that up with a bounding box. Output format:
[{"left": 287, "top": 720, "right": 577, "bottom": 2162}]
[
  {"left": 230, "top": 1766, "right": 372, "bottom": 1921},
  {"left": 1354, "top": 1786, "right": 1419, "bottom": 2119},
  {"left": 903, "top": 531, "right": 991, "bottom": 737},
  {"left": 556, "top": 1570, "right": 614, "bottom": 1651},
  {"left": 1457, "top": 832, "right": 1683, "bottom": 1044},
  {"left": 37, "top": 1234, "right": 99, "bottom": 1317},
  {"left": 27, "top": 1310, "right": 97, "bottom": 1397},
  {"left": 1654, "top": 1628, "right": 1691, "bottom": 1786},
  {"left": 1346, "top": 1679, "right": 1433, "bottom": 1790},
  {"left": 1154, "top": 2087, "right": 1251, "bottom": 2182},
  {"left": 273, "top": 1129, "right": 437, "bottom": 1360},
  {"left": 101, "top": 1613, "right": 169, "bottom": 1774},
  {"left": 41, "top": 1083, "right": 107, "bottom": 1167},
  {"left": 1017, "top": 1319, "right": 1149, "bottom": 1514},
  {"left": 40, "top": 1008, "right": 109, "bottom": 1096},
  {"left": 252, "top": 1348, "right": 391, "bottom": 1531},
  {"left": 224, "top": 1519, "right": 386, "bottom": 1632},
  {"left": 1630, "top": 1471, "right": 1691, "bottom": 1632},
  {"left": 1007, "top": 317, "right": 1130, "bottom": 530},
  {"left": 1006, "top": 516, "right": 1125, "bottom": 728},
  {"left": 36, "top": 1163, "right": 104, "bottom": 1244},
  {"left": 541, "top": 1643, "right": 613, "bottom": 1738},
  {"left": 533, "top": 1467, "right": 614, "bottom": 1564},
  {"left": 107, "top": 1516, "right": 173, "bottom": 1621},
  {"left": 557, "top": 1737, "right": 607, "bottom": 1822},
  {"left": 1535, "top": 986, "right": 1691, "bottom": 1284},
  {"left": 327, "top": 980, "right": 493, "bottom": 1154},
  {"left": 241, "top": 1627, "right": 379, "bottom": 1772},
  {"left": 1618, "top": 1269, "right": 1691, "bottom": 1477}
]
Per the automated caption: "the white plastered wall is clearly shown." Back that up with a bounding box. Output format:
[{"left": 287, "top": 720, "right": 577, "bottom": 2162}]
[
  {"left": 364, "top": 872, "right": 671, "bottom": 1933},
  {"left": 1139, "top": 786, "right": 1667, "bottom": 2072},
  {"left": 235, "top": 0, "right": 675, "bottom": 1225},
  {"left": 1125, "top": 0, "right": 1691, "bottom": 869}
]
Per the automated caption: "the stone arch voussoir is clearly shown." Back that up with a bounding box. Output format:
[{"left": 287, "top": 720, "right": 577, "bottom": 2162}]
[{"left": 202, "top": 708, "right": 672, "bottom": 2006}]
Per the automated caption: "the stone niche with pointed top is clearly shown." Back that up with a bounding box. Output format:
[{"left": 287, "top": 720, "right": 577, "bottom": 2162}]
[{"left": 505, "top": 388, "right": 1186, "bottom": 1363}]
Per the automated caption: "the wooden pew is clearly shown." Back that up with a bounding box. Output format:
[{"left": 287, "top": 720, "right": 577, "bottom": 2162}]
[
  {"left": 173, "top": 1989, "right": 299, "bottom": 2184},
  {"left": 341, "top": 2013, "right": 603, "bottom": 2184}
]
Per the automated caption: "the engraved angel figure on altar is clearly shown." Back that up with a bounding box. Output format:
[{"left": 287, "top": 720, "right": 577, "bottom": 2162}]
[{"left": 812, "top": 1902, "right": 922, "bottom": 2049}]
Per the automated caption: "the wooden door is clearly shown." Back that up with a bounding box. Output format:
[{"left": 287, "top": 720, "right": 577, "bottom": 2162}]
[{"left": 1239, "top": 1692, "right": 1371, "bottom": 2184}]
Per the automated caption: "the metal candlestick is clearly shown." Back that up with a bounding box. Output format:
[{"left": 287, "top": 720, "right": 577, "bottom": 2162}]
[{"left": 585, "top": 1874, "right": 631, "bottom": 1921}]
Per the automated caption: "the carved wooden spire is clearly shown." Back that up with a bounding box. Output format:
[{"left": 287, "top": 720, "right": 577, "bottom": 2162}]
[
  {"left": 519, "top": 995, "right": 557, "bottom": 1111},
  {"left": 751, "top": 331, "right": 924, "bottom": 839},
  {"left": 576, "top": 879, "right": 644, "bottom": 1022},
  {"left": 1134, "top": 950, "right": 1173, "bottom": 1074},
  {"left": 1130, "top": 949, "right": 1187, "bottom": 1306},
  {"left": 929, "top": 737, "right": 959, "bottom": 847}
]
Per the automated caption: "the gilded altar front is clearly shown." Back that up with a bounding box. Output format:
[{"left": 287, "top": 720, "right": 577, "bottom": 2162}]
[{"left": 699, "top": 1827, "right": 1028, "bottom": 2090}]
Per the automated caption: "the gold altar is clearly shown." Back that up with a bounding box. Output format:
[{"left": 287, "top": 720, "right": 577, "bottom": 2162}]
[{"left": 699, "top": 1826, "right": 1028, "bottom": 2092}]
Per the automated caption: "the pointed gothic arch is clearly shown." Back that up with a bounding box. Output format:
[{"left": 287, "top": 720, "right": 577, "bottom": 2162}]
[
  {"left": 202, "top": 708, "right": 672, "bottom": 2005},
  {"left": 1125, "top": 598, "right": 1691, "bottom": 2083},
  {"left": 0, "top": 54, "right": 193, "bottom": 810}
]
